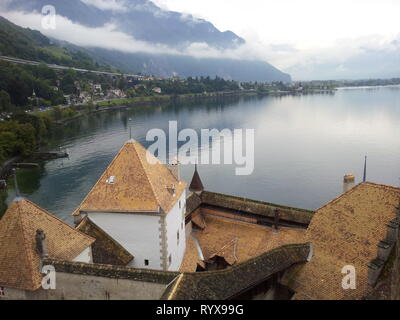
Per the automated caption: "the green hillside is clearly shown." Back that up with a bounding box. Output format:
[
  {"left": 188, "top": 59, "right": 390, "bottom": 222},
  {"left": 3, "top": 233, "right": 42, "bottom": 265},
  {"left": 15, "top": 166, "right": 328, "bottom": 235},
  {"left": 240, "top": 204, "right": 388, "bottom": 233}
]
[{"left": 0, "top": 16, "right": 113, "bottom": 71}]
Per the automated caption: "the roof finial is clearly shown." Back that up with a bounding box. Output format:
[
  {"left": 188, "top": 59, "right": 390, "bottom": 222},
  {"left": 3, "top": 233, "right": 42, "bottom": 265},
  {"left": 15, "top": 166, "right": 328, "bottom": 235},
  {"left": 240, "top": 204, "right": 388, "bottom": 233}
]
[
  {"left": 363, "top": 156, "right": 367, "bottom": 183},
  {"left": 189, "top": 163, "right": 204, "bottom": 194},
  {"left": 127, "top": 118, "right": 135, "bottom": 142}
]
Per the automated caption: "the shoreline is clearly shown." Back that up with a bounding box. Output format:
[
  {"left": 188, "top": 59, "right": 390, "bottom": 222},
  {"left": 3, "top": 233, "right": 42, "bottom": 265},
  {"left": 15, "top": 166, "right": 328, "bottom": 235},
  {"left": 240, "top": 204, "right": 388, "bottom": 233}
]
[
  {"left": 0, "top": 90, "right": 260, "bottom": 175},
  {"left": 337, "top": 84, "right": 400, "bottom": 90},
  {"left": 0, "top": 156, "right": 21, "bottom": 181},
  {"left": 54, "top": 90, "right": 261, "bottom": 125}
]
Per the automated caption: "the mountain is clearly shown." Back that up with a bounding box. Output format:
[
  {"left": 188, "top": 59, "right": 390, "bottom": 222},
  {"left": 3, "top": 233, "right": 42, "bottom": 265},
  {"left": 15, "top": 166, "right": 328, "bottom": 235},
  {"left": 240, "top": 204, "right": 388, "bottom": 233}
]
[
  {"left": 81, "top": 47, "right": 290, "bottom": 82},
  {"left": 2, "top": 0, "right": 291, "bottom": 82},
  {"left": 6, "top": 0, "right": 244, "bottom": 49},
  {"left": 0, "top": 16, "right": 114, "bottom": 71}
]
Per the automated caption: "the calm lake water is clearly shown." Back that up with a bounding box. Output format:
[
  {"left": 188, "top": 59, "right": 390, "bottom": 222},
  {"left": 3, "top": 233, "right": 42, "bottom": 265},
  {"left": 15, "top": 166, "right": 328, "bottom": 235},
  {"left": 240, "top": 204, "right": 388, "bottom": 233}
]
[{"left": 4, "top": 86, "right": 400, "bottom": 224}]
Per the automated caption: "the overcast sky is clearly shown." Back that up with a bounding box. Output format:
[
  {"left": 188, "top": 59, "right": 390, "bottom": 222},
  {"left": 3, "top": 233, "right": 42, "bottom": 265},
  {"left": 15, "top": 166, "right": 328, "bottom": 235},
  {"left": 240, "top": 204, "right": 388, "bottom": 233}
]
[
  {"left": 152, "top": 0, "right": 400, "bottom": 47},
  {"left": 152, "top": 0, "right": 400, "bottom": 79}
]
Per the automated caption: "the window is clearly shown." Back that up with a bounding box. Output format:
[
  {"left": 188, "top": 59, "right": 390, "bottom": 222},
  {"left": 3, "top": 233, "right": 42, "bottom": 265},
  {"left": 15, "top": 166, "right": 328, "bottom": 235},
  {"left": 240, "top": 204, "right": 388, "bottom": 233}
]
[
  {"left": 169, "top": 255, "right": 172, "bottom": 266},
  {"left": 144, "top": 259, "right": 149, "bottom": 266},
  {"left": 177, "top": 231, "right": 180, "bottom": 244},
  {"left": 106, "top": 176, "right": 116, "bottom": 184}
]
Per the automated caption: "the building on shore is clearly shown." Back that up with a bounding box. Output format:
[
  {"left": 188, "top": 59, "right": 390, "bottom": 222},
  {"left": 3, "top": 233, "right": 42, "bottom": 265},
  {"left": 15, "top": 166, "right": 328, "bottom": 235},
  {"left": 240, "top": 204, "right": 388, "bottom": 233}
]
[{"left": 0, "top": 140, "right": 399, "bottom": 300}]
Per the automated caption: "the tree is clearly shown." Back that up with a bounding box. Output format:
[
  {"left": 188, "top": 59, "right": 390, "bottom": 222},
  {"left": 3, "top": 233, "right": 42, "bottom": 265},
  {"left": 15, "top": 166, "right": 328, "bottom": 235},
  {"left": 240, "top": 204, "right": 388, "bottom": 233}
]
[
  {"left": 85, "top": 101, "right": 95, "bottom": 114},
  {"left": 52, "top": 106, "right": 63, "bottom": 121},
  {"left": 12, "top": 113, "right": 48, "bottom": 141},
  {"left": 0, "top": 90, "right": 12, "bottom": 112}
]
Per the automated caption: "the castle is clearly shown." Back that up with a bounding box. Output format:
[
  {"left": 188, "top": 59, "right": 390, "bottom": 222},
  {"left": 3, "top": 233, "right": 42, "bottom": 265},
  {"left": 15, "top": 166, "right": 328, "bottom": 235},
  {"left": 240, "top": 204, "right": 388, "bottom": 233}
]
[{"left": 0, "top": 140, "right": 399, "bottom": 300}]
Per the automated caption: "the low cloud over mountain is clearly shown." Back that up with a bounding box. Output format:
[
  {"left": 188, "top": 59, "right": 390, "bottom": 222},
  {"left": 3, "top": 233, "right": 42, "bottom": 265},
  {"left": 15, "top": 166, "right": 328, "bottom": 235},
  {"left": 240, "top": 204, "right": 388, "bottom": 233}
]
[{"left": 0, "top": 0, "right": 291, "bottom": 82}]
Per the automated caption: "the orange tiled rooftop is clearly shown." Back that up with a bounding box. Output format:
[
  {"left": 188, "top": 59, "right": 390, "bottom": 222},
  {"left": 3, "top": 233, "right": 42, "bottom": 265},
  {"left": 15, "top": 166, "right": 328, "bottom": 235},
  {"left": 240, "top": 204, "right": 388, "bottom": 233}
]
[
  {"left": 180, "top": 213, "right": 307, "bottom": 272},
  {"left": 284, "top": 182, "right": 400, "bottom": 300},
  {"left": 73, "top": 140, "right": 186, "bottom": 216}
]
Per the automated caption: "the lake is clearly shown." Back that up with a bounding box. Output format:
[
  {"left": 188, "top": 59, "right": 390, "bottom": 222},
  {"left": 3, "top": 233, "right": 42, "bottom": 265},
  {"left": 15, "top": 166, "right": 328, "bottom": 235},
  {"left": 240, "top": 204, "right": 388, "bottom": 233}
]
[{"left": 3, "top": 86, "right": 400, "bottom": 224}]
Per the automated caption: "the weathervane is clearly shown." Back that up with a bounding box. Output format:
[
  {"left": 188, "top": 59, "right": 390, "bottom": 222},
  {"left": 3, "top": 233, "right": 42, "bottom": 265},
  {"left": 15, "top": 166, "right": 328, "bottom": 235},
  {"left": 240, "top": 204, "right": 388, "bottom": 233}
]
[
  {"left": 129, "top": 118, "right": 133, "bottom": 140},
  {"left": 363, "top": 156, "right": 367, "bottom": 183}
]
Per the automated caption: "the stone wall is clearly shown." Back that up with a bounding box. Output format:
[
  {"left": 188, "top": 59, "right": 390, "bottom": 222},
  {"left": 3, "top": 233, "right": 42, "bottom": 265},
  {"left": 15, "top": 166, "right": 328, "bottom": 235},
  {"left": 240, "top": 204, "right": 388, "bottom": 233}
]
[
  {"left": 0, "top": 286, "right": 27, "bottom": 300},
  {"left": 200, "top": 191, "right": 314, "bottom": 227},
  {"left": 162, "top": 243, "right": 311, "bottom": 300},
  {"left": 1, "top": 259, "right": 180, "bottom": 300},
  {"left": 41, "top": 272, "right": 168, "bottom": 300}
]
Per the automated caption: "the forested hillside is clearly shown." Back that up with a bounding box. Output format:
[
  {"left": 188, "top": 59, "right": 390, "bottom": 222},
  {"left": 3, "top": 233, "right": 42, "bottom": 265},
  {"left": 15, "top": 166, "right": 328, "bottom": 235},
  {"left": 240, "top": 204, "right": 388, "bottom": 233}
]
[{"left": 0, "top": 16, "right": 113, "bottom": 71}]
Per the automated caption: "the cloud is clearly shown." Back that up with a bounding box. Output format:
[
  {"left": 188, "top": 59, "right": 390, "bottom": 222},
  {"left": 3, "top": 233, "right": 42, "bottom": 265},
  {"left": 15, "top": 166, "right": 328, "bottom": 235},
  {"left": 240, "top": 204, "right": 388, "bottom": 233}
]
[
  {"left": 179, "top": 12, "right": 205, "bottom": 25},
  {"left": 283, "top": 36, "right": 400, "bottom": 80},
  {"left": 2, "top": 10, "right": 180, "bottom": 55},
  {"left": 1, "top": 9, "right": 266, "bottom": 62},
  {"left": 80, "top": 0, "right": 127, "bottom": 12}
]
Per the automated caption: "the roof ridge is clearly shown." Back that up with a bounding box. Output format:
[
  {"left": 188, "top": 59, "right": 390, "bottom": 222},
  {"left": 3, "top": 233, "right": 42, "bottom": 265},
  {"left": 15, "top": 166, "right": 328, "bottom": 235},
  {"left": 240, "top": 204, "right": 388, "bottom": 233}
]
[
  {"left": 316, "top": 182, "right": 400, "bottom": 213},
  {"left": 72, "top": 145, "right": 127, "bottom": 216},
  {"left": 164, "top": 243, "right": 311, "bottom": 300},
  {"left": 25, "top": 199, "right": 95, "bottom": 243},
  {"left": 166, "top": 273, "right": 185, "bottom": 300},
  {"left": 364, "top": 181, "right": 400, "bottom": 191},
  {"left": 132, "top": 142, "right": 163, "bottom": 212},
  {"left": 208, "top": 238, "right": 237, "bottom": 260},
  {"left": 315, "top": 183, "right": 364, "bottom": 212},
  {"left": 14, "top": 201, "right": 37, "bottom": 291}
]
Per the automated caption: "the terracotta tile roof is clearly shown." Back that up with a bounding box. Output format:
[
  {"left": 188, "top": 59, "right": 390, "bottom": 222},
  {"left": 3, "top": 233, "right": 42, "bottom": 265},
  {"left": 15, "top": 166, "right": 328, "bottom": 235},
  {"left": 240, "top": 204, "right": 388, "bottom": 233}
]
[
  {"left": 207, "top": 239, "right": 238, "bottom": 266},
  {"left": 284, "top": 182, "right": 400, "bottom": 300},
  {"left": 73, "top": 141, "right": 186, "bottom": 216},
  {"left": 191, "top": 212, "right": 206, "bottom": 230},
  {"left": 185, "top": 192, "right": 202, "bottom": 216},
  {"left": 196, "top": 214, "right": 307, "bottom": 264},
  {"left": 179, "top": 237, "right": 201, "bottom": 272},
  {"left": 180, "top": 213, "right": 307, "bottom": 272},
  {"left": 163, "top": 243, "right": 311, "bottom": 300},
  {"left": 0, "top": 199, "right": 95, "bottom": 291},
  {"left": 76, "top": 217, "right": 133, "bottom": 266}
]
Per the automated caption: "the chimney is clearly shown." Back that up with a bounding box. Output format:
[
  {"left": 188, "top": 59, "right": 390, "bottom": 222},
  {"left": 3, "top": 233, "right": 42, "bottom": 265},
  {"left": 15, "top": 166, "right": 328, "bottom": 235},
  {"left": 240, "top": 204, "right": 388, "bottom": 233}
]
[
  {"left": 386, "top": 218, "right": 400, "bottom": 243},
  {"left": 377, "top": 240, "right": 394, "bottom": 261},
  {"left": 368, "top": 218, "right": 400, "bottom": 287},
  {"left": 168, "top": 157, "right": 180, "bottom": 181},
  {"left": 343, "top": 174, "right": 355, "bottom": 193},
  {"left": 368, "top": 258, "right": 385, "bottom": 287},
  {"left": 35, "top": 229, "right": 48, "bottom": 260}
]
